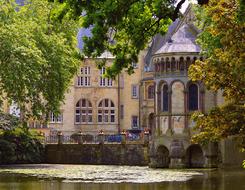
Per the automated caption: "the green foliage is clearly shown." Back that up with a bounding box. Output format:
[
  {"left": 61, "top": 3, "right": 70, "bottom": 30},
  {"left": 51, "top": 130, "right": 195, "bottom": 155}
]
[
  {"left": 191, "top": 103, "right": 245, "bottom": 145},
  {"left": 189, "top": 0, "right": 245, "bottom": 102},
  {"left": 52, "top": 0, "right": 195, "bottom": 78},
  {"left": 0, "top": 0, "right": 80, "bottom": 121},
  {"left": 0, "top": 139, "right": 17, "bottom": 164},
  {"left": 0, "top": 111, "right": 20, "bottom": 130},
  {"left": 0, "top": 126, "right": 44, "bottom": 164}
]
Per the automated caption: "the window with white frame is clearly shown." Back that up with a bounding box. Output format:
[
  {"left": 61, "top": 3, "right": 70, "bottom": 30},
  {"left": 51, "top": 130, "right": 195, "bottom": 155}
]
[
  {"left": 50, "top": 112, "right": 63, "bottom": 123},
  {"left": 98, "top": 99, "right": 115, "bottom": 123},
  {"left": 75, "top": 99, "right": 93, "bottom": 124},
  {"left": 77, "top": 66, "right": 91, "bottom": 87},
  {"left": 131, "top": 85, "right": 139, "bottom": 98},
  {"left": 99, "top": 67, "right": 113, "bottom": 87},
  {"left": 131, "top": 116, "right": 138, "bottom": 128}
]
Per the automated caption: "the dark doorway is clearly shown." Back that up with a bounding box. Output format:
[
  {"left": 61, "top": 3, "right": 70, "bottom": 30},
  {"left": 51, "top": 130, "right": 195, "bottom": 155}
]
[
  {"left": 186, "top": 144, "right": 204, "bottom": 168},
  {"left": 156, "top": 146, "right": 170, "bottom": 168}
]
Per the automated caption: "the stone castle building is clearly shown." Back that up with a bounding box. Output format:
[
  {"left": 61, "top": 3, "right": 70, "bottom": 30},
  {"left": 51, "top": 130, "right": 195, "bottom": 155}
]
[
  {"left": 38, "top": 6, "right": 223, "bottom": 137},
  {"left": 4, "top": 5, "right": 231, "bottom": 168}
]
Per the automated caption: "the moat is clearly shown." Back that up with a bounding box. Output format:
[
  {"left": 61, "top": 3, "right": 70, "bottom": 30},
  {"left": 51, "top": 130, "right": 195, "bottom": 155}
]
[{"left": 0, "top": 165, "right": 245, "bottom": 190}]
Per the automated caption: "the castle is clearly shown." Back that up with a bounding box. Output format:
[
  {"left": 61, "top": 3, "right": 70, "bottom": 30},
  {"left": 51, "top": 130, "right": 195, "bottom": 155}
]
[
  {"left": 34, "top": 6, "right": 222, "bottom": 137},
  {"left": 4, "top": 5, "right": 230, "bottom": 168}
]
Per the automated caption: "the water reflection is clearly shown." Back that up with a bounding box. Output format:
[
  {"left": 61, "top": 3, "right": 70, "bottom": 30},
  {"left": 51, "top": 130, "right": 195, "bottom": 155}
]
[{"left": 0, "top": 165, "right": 244, "bottom": 190}]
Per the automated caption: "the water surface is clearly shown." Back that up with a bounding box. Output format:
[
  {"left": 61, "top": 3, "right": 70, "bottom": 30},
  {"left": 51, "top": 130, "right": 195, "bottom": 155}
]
[{"left": 0, "top": 164, "right": 244, "bottom": 190}]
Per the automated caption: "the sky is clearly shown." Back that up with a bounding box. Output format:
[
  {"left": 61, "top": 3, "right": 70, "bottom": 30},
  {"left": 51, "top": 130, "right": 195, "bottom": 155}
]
[{"left": 177, "top": 0, "right": 198, "bottom": 13}]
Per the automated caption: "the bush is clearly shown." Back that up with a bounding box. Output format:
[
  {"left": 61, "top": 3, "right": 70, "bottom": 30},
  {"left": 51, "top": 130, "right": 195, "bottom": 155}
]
[
  {"left": 0, "top": 139, "right": 17, "bottom": 164},
  {"left": 0, "top": 127, "right": 44, "bottom": 164}
]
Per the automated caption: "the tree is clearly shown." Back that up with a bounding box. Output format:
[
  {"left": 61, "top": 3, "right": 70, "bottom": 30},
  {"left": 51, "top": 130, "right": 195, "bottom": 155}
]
[
  {"left": 188, "top": 0, "right": 245, "bottom": 145},
  {"left": 52, "top": 0, "right": 208, "bottom": 78},
  {"left": 0, "top": 0, "right": 80, "bottom": 122},
  {"left": 189, "top": 0, "right": 245, "bottom": 102}
]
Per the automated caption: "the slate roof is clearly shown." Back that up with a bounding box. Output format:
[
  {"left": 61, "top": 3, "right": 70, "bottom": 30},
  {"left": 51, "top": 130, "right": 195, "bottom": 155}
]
[
  {"left": 154, "top": 24, "right": 201, "bottom": 55},
  {"left": 144, "top": 19, "right": 180, "bottom": 67}
]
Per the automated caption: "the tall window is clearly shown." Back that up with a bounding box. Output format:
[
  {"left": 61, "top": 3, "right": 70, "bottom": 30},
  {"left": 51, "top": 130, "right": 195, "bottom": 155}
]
[
  {"left": 131, "top": 85, "right": 139, "bottom": 98},
  {"left": 179, "top": 57, "right": 185, "bottom": 71},
  {"left": 75, "top": 99, "right": 93, "bottom": 123},
  {"left": 171, "top": 57, "right": 176, "bottom": 71},
  {"left": 77, "top": 66, "right": 91, "bottom": 86},
  {"left": 188, "top": 83, "right": 199, "bottom": 111},
  {"left": 131, "top": 116, "right": 138, "bottom": 128},
  {"left": 148, "top": 85, "right": 155, "bottom": 99},
  {"left": 166, "top": 58, "right": 171, "bottom": 72},
  {"left": 98, "top": 99, "right": 115, "bottom": 123},
  {"left": 162, "top": 85, "right": 169, "bottom": 112},
  {"left": 99, "top": 67, "right": 113, "bottom": 87},
  {"left": 50, "top": 112, "right": 63, "bottom": 123}
]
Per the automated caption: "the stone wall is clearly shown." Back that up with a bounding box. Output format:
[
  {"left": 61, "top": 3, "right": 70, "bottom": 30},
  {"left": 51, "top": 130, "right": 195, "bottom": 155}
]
[
  {"left": 220, "top": 136, "right": 245, "bottom": 168},
  {"left": 45, "top": 144, "right": 148, "bottom": 166}
]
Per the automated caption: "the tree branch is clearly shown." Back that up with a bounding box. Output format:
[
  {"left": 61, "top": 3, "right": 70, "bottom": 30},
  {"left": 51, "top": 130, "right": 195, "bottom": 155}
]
[{"left": 172, "top": 0, "right": 186, "bottom": 21}]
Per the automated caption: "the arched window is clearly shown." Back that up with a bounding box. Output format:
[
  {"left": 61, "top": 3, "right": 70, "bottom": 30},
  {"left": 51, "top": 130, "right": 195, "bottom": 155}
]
[
  {"left": 160, "top": 58, "right": 165, "bottom": 72},
  {"left": 171, "top": 57, "right": 176, "bottom": 71},
  {"left": 179, "top": 57, "right": 185, "bottom": 71},
  {"left": 75, "top": 99, "right": 93, "bottom": 123},
  {"left": 98, "top": 99, "right": 115, "bottom": 123},
  {"left": 186, "top": 57, "right": 191, "bottom": 69},
  {"left": 188, "top": 84, "right": 199, "bottom": 111},
  {"left": 148, "top": 85, "right": 155, "bottom": 99},
  {"left": 162, "top": 84, "right": 169, "bottom": 112},
  {"left": 166, "top": 57, "right": 170, "bottom": 72}
]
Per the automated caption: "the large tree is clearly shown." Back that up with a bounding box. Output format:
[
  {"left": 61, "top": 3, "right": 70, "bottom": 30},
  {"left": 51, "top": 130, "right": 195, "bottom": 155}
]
[
  {"left": 0, "top": 0, "right": 80, "bottom": 122},
  {"left": 52, "top": 0, "right": 209, "bottom": 78},
  {"left": 188, "top": 0, "right": 245, "bottom": 145}
]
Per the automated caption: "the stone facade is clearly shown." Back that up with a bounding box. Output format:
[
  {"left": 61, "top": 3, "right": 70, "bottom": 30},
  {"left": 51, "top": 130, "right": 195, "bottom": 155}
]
[
  {"left": 45, "top": 144, "right": 148, "bottom": 166},
  {"left": 146, "top": 6, "right": 224, "bottom": 168}
]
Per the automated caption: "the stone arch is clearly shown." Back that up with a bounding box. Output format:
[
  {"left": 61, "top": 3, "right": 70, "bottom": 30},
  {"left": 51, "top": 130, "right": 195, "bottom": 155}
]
[
  {"left": 157, "top": 80, "right": 168, "bottom": 92},
  {"left": 156, "top": 145, "right": 170, "bottom": 168},
  {"left": 186, "top": 144, "right": 204, "bottom": 168}
]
